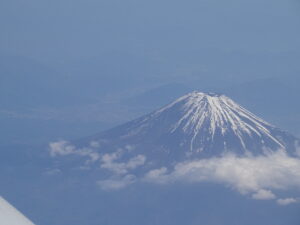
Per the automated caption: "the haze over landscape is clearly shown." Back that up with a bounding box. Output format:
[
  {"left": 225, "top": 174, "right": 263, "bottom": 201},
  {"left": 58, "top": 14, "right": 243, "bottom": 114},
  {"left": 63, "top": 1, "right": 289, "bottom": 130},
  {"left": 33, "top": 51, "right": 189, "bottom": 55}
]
[{"left": 1, "top": 0, "right": 300, "bottom": 224}]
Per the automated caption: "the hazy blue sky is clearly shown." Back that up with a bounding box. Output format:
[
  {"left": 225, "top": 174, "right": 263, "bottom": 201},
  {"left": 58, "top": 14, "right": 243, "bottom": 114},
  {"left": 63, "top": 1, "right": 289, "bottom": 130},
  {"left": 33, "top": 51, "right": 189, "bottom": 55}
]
[
  {"left": 1, "top": 0, "right": 300, "bottom": 143},
  {"left": 1, "top": 0, "right": 300, "bottom": 64}
]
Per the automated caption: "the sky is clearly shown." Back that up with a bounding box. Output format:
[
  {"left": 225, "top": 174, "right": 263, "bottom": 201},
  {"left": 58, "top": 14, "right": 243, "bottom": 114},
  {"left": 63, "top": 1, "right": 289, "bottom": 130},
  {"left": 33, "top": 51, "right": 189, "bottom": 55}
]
[
  {"left": 1, "top": 0, "right": 300, "bottom": 64},
  {"left": 0, "top": 0, "right": 300, "bottom": 142},
  {"left": 1, "top": 0, "right": 300, "bottom": 144}
]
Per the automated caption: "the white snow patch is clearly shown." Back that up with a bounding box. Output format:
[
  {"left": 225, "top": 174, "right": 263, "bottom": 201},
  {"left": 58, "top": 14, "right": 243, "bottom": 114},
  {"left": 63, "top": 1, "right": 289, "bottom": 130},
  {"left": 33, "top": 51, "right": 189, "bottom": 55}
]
[{"left": 153, "top": 92, "right": 285, "bottom": 152}]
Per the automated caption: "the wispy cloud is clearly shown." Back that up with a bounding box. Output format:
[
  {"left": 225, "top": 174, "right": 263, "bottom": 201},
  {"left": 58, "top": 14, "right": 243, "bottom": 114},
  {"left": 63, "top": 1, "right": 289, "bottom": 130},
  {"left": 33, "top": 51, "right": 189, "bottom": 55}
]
[
  {"left": 251, "top": 189, "right": 276, "bottom": 200},
  {"left": 277, "top": 198, "right": 299, "bottom": 206},
  {"left": 49, "top": 140, "right": 100, "bottom": 163},
  {"left": 44, "top": 168, "right": 61, "bottom": 175},
  {"left": 100, "top": 151, "right": 146, "bottom": 175},
  {"left": 49, "top": 140, "right": 146, "bottom": 190},
  {"left": 97, "top": 151, "right": 146, "bottom": 190},
  {"left": 97, "top": 175, "right": 136, "bottom": 191}
]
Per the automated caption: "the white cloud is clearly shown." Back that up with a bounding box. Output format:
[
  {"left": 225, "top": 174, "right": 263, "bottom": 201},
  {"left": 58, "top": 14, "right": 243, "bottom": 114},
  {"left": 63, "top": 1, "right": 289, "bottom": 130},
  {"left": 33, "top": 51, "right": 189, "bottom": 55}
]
[
  {"left": 144, "top": 167, "right": 168, "bottom": 184},
  {"left": 90, "top": 141, "right": 100, "bottom": 148},
  {"left": 144, "top": 150, "right": 300, "bottom": 199},
  {"left": 96, "top": 151, "right": 146, "bottom": 190},
  {"left": 49, "top": 140, "right": 100, "bottom": 163},
  {"left": 49, "top": 140, "right": 146, "bottom": 192},
  {"left": 100, "top": 152, "right": 146, "bottom": 175},
  {"left": 126, "top": 155, "right": 147, "bottom": 169},
  {"left": 125, "top": 145, "right": 135, "bottom": 151},
  {"left": 97, "top": 174, "right": 136, "bottom": 191},
  {"left": 49, "top": 140, "right": 76, "bottom": 156},
  {"left": 277, "top": 198, "right": 299, "bottom": 206},
  {"left": 252, "top": 189, "right": 276, "bottom": 200}
]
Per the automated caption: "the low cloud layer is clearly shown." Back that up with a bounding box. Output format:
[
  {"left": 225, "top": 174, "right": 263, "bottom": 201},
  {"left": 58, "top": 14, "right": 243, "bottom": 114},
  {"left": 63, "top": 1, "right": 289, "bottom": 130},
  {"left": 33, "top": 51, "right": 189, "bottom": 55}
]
[
  {"left": 144, "top": 150, "right": 300, "bottom": 204},
  {"left": 49, "top": 141, "right": 300, "bottom": 204}
]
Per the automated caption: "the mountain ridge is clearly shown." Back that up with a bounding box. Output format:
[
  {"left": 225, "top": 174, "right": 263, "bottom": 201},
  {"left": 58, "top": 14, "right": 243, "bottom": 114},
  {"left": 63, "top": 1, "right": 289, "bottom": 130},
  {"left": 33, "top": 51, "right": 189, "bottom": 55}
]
[{"left": 77, "top": 91, "right": 298, "bottom": 164}]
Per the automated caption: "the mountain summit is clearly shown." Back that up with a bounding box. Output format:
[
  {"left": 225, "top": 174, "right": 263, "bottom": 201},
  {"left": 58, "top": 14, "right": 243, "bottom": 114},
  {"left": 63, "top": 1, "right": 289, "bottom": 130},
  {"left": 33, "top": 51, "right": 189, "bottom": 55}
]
[{"left": 82, "top": 91, "right": 298, "bottom": 163}]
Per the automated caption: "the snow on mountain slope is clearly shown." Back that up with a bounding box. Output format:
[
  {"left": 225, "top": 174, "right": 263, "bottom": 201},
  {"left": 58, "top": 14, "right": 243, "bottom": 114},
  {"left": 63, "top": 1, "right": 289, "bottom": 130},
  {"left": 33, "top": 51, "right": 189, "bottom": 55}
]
[
  {"left": 0, "top": 197, "right": 35, "bottom": 225},
  {"left": 74, "top": 91, "right": 298, "bottom": 164}
]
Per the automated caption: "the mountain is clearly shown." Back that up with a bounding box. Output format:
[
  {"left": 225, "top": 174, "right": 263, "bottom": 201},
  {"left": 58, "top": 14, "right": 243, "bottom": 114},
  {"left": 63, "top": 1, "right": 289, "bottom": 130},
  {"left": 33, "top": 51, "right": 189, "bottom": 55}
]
[
  {"left": 37, "top": 91, "right": 300, "bottom": 225},
  {"left": 79, "top": 91, "right": 298, "bottom": 165}
]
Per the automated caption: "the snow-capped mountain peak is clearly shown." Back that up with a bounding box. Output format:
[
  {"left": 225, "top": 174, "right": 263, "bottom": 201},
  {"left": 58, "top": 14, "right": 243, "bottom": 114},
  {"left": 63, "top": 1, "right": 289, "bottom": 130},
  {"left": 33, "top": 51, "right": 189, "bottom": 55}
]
[
  {"left": 155, "top": 91, "right": 284, "bottom": 151},
  {"left": 79, "top": 91, "right": 298, "bottom": 162}
]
